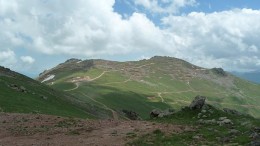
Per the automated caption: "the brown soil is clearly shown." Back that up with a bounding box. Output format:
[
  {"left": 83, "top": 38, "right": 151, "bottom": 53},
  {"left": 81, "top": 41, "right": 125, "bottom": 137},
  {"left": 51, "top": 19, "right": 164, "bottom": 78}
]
[{"left": 0, "top": 113, "right": 193, "bottom": 146}]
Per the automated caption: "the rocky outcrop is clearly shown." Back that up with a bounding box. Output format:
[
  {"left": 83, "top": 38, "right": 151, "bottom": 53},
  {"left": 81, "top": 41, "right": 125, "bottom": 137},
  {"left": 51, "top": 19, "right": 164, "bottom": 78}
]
[
  {"left": 198, "top": 117, "right": 233, "bottom": 126},
  {"left": 249, "top": 127, "right": 260, "bottom": 146},
  {"left": 189, "top": 95, "right": 206, "bottom": 110},
  {"left": 150, "top": 109, "right": 162, "bottom": 118},
  {"left": 211, "top": 68, "right": 227, "bottom": 76},
  {"left": 223, "top": 108, "right": 242, "bottom": 116},
  {"left": 122, "top": 110, "right": 140, "bottom": 120},
  {"left": 8, "top": 84, "right": 27, "bottom": 93},
  {"left": 150, "top": 108, "right": 175, "bottom": 118}
]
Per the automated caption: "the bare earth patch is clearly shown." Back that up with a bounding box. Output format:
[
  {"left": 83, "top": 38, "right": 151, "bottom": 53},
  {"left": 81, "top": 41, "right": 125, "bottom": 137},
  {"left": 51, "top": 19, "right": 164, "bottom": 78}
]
[{"left": 0, "top": 113, "right": 193, "bottom": 146}]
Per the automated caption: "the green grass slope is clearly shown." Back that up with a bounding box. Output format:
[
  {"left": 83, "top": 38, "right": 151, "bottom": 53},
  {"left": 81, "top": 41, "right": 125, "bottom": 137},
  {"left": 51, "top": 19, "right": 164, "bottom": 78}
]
[
  {"left": 38, "top": 56, "right": 260, "bottom": 118},
  {"left": 0, "top": 66, "right": 110, "bottom": 119},
  {"left": 128, "top": 104, "right": 260, "bottom": 145}
]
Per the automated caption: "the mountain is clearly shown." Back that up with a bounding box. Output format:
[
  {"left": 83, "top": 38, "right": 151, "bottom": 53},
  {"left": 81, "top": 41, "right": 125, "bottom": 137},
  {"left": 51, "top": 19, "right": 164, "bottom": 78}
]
[
  {"left": 0, "top": 66, "right": 111, "bottom": 119},
  {"left": 232, "top": 71, "right": 260, "bottom": 84},
  {"left": 37, "top": 56, "right": 260, "bottom": 118}
]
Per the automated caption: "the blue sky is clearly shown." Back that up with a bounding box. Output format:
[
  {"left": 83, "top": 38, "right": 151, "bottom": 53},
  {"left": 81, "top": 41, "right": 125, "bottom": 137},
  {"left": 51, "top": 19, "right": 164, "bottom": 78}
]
[{"left": 0, "top": 0, "right": 260, "bottom": 77}]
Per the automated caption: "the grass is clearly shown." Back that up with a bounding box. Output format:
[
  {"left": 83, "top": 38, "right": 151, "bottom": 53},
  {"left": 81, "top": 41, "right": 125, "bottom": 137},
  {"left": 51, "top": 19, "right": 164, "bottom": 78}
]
[
  {"left": 49, "top": 64, "right": 260, "bottom": 119},
  {"left": 128, "top": 105, "right": 260, "bottom": 145},
  {"left": 0, "top": 75, "right": 94, "bottom": 119}
]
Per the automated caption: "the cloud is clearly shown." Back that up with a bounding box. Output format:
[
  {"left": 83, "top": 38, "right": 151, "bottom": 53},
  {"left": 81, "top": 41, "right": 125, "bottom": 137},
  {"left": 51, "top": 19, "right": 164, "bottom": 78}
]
[
  {"left": 133, "top": 0, "right": 197, "bottom": 14},
  {"left": 20, "top": 56, "right": 35, "bottom": 64},
  {"left": 0, "top": 0, "right": 164, "bottom": 56},
  {"left": 0, "top": 0, "right": 260, "bottom": 72},
  {"left": 161, "top": 8, "right": 260, "bottom": 71},
  {"left": 0, "top": 50, "right": 17, "bottom": 68}
]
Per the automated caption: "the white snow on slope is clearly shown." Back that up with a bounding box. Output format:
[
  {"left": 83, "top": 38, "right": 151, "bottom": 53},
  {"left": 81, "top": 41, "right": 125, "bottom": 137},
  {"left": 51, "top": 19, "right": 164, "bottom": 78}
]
[{"left": 41, "top": 75, "right": 55, "bottom": 83}]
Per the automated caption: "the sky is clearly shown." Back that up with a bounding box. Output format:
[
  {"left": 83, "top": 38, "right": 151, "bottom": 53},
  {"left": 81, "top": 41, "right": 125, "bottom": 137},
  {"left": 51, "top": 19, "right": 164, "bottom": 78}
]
[{"left": 0, "top": 0, "right": 260, "bottom": 77}]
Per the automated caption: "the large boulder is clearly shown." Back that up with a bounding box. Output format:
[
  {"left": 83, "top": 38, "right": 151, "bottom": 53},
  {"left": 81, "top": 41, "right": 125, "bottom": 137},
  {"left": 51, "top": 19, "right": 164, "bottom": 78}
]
[
  {"left": 150, "top": 109, "right": 162, "bottom": 118},
  {"left": 189, "top": 95, "right": 206, "bottom": 110}
]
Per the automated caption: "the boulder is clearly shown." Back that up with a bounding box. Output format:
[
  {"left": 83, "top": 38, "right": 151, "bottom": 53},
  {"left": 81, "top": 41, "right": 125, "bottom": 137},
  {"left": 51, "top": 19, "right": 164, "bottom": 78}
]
[
  {"left": 158, "top": 109, "right": 175, "bottom": 118},
  {"left": 150, "top": 109, "right": 162, "bottom": 118},
  {"left": 122, "top": 110, "right": 140, "bottom": 120},
  {"left": 150, "top": 108, "right": 175, "bottom": 118},
  {"left": 189, "top": 95, "right": 206, "bottom": 110}
]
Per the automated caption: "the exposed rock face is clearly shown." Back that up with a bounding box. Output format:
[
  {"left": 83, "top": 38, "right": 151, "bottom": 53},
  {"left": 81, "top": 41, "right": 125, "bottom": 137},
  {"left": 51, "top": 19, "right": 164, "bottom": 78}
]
[
  {"left": 122, "top": 110, "right": 140, "bottom": 120},
  {"left": 189, "top": 95, "right": 206, "bottom": 110},
  {"left": 211, "top": 68, "right": 227, "bottom": 76}
]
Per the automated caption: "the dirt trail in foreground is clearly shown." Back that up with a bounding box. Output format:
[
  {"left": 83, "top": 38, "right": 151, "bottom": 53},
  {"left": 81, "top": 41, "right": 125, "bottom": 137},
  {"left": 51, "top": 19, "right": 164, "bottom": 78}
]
[{"left": 0, "top": 113, "right": 193, "bottom": 146}]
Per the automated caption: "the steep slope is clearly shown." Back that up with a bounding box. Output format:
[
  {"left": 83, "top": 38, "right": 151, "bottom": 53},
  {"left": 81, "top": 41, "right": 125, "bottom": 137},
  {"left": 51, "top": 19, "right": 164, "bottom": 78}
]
[
  {"left": 0, "top": 66, "right": 110, "bottom": 119},
  {"left": 38, "top": 56, "right": 260, "bottom": 118}
]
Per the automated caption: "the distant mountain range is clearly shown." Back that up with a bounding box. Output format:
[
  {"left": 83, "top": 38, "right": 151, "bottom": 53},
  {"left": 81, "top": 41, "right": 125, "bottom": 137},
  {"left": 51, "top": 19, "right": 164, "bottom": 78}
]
[{"left": 231, "top": 71, "right": 260, "bottom": 84}]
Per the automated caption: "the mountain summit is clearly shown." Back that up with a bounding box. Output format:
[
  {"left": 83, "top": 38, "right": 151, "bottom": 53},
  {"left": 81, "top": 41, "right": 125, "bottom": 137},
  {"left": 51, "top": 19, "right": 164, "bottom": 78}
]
[{"left": 38, "top": 56, "right": 260, "bottom": 118}]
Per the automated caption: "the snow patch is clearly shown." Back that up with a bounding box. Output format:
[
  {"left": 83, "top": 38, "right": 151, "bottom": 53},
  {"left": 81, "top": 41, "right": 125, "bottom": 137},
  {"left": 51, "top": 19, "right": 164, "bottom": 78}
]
[
  {"left": 77, "top": 61, "right": 83, "bottom": 63},
  {"left": 41, "top": 75, "right": 55, "bottom": 83}
]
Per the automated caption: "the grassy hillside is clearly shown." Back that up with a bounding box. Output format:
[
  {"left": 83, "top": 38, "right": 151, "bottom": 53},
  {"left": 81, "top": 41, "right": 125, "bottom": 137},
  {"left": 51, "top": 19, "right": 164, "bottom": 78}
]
[
  {"left": 129, "top": 104, "right": 260, "bottom": 145},
  {"left": 0, "top": 66, "right": 110, "bottom": 119},
  {"left": 38, "top": 56, "right": 260, "bottom": 118}
]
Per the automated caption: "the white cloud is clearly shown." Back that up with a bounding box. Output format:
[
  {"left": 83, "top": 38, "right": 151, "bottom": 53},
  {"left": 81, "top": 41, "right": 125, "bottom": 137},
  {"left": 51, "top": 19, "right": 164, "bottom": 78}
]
[
  {"left": 161, "top": 8, "right": 260, "bottom": 71},
  {"left": 20, "top": 56, "right": 35, "bottom": 64},
  {"left": 0, "top": 50, "right": 17, "bottom": 68},
  {"left": 0, "top": 0, "right": 260, "bottom": 72},
  {"left": 134, "top": 0, "right": 197, "bottom": 14}
]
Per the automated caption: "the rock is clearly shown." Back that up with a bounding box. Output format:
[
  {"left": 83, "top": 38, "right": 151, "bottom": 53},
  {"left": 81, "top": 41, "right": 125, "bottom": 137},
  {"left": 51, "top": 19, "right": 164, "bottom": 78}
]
[
  {"left": 192, "top": 135, "right": 200, "bottom": 140},
  {"left": 229, "top": 129, "right": 240, "bottom": 135},
  {"left": 154, "top": 109, "right": 175, "bottom": 118},
  {"left": 250, "top": 132, "right": 259, "bottom": 139},
  {"left": 189, "top": 95, "right": 206, "bottom": 110},
  {"left": 202, "top": 115, "right": 207, "bottom": 118},
  {"left": 198, "top": 119, "right": 216, "bottom": 125},
  {"left": 202, "top": 104, "right": 210, "bottom": 110},
  {"left": 150, "top": 109, "right": 162, "bottom": 118},
  {"left": 249, "top": 141, "right": 260, "bottom": 146},
  {"left": 219, "top": 117, "right": 227, "bottom": 121},
  {"left": 223, "top": 108, "right": 242, "bottom": 116},
  {"left": 254, "top": 127, "right": 260, "bottom": 133},
  {"left": 8, "top": 84, "right": 27, "bottom": 93},
  {"left": 20, "top": 86, "right": 27, "bottom": 92},
  {"left": 122, "top": 110, "right": 140, "bottom": 120},
  {"left": 40, "top": 95, "right": 48, "bottom": 100},
  {"left": 211, "top": 68, "right": 227, "bottom": 76},
  {"left": 218, "top": 119, "right": 233, "bottom": 126}
]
